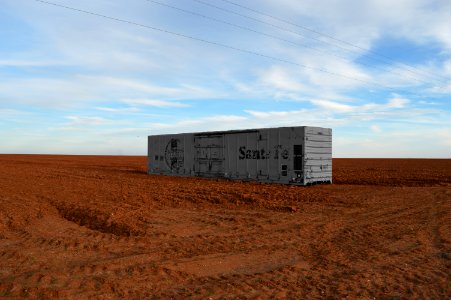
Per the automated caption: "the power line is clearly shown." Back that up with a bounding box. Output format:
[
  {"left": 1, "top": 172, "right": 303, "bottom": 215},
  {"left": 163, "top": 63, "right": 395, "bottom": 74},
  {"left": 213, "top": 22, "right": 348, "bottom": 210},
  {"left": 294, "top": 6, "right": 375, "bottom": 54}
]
[
  {"left": 195, "top": 0, "right": 450, "bottom": 85},
  {"left": 217, "top": 0, "right": 451, "bottom": 85},
  {"left": 31, "top": 0, "right": 386, "bottom": 88},
  {"left": 30, "top": 0, "right": 440, "bottom": 99},
  {"left": 143, "top": 0, "right": 432, "bottom": 86}
]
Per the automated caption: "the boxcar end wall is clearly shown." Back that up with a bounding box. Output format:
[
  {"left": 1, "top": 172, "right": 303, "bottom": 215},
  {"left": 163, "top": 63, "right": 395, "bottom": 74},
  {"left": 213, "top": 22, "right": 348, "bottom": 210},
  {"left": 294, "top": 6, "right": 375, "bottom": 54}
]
[{"left": 148, "top": 126, "right": 332, "bottom": 185}]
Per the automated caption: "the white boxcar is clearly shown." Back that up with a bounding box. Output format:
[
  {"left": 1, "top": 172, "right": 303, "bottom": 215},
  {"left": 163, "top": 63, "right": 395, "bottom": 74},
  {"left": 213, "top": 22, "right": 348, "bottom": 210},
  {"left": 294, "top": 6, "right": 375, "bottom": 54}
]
[{"left": 148, "top": 126, "right": 332, "bottom": 185}]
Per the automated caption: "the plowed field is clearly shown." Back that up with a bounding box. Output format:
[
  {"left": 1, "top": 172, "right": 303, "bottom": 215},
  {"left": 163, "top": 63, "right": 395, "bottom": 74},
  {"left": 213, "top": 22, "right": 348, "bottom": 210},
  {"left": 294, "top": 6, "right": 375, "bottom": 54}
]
[{"left": 0, "top": 155, "right": 450, "bottom": 299}]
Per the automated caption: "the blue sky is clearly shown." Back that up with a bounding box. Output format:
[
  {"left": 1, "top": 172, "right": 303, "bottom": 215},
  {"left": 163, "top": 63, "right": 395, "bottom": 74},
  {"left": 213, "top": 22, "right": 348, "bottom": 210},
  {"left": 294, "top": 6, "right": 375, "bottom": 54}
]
[{"left": 0, "top": 0, "right": 450, "bottom": 157}]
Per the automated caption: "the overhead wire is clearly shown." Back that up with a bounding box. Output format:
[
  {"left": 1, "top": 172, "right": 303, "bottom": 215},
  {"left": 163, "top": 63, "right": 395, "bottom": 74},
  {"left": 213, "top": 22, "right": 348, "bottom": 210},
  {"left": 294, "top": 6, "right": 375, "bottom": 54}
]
[
  {"left": 194, "top": 0, "right": 450, "bottom": 86},
  {"left": 30, "top": 0, "right": 441, "bottom": 99},
  {"left": 31, "top": 0, "right": 384, "bottom": 87},
  {"left": 217, "top": 0, "right": 451, "bottom": 84},
  {"left": 143, "top": 0, "right": 433, "bottom": 86}
]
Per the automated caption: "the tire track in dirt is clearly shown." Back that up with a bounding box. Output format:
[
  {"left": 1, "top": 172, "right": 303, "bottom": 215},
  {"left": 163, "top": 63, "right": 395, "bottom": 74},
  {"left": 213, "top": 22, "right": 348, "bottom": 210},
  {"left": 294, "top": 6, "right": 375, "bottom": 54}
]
[{"left": 0, "top": 155, "right": 449, "bottom": 298}]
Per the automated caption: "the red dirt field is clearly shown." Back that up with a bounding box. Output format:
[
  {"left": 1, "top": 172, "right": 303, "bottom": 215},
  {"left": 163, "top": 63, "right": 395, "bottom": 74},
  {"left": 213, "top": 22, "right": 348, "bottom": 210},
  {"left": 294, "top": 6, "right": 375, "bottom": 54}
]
[{"left": 0, "top": 155, "right": 449, "bottom": 299}]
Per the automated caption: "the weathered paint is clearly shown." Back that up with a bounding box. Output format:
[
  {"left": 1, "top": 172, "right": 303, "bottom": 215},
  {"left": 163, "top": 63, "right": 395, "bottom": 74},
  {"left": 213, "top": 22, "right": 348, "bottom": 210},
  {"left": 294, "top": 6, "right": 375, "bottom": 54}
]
[{"left": 148, "top": 126, "right": 332, "bottom": 185}]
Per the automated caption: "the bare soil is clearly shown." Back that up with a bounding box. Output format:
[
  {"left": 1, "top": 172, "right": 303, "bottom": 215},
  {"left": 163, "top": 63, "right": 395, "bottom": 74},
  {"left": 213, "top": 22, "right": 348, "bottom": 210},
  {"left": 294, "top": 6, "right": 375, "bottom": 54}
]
[{"left": 0, "top": 155, "right": 449, "bottom": 299}]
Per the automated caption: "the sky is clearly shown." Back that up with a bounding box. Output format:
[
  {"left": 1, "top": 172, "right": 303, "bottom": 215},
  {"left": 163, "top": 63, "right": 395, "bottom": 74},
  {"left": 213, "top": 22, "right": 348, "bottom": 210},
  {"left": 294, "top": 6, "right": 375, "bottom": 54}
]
[{"left": 0, "top": 0, "right": 450, "bottom": 157}]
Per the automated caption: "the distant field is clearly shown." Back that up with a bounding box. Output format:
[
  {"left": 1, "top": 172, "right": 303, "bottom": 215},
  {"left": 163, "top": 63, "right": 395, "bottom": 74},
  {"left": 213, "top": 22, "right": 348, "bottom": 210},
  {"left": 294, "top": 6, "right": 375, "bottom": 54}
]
[{"left": 0, "top": 155, "right": 449, "bottom": 298}]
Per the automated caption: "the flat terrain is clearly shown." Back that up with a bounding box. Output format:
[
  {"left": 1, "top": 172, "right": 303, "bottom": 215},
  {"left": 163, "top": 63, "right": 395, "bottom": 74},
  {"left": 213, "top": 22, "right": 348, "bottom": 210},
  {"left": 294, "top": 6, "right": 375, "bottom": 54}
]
[{"left": 0, "top": 155, "right": 449, "bottom": 299}]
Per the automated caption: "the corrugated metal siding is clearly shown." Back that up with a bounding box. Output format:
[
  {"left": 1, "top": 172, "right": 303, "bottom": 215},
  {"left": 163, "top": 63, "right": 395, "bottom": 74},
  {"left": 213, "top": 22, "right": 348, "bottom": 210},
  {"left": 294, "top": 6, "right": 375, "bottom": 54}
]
[
  {"left": 303, "top": 127, "right": 332, "bottom": 184},
  {"left": 148, "top": 126, "right": 332, "bottom": 185}
]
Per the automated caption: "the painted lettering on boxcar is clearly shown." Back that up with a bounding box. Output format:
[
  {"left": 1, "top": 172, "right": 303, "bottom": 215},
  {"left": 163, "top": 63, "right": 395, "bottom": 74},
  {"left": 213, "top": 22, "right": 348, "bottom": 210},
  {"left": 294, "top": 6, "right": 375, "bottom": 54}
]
[
  {"left": 238, "top": 145, "right": 289, "bottom": 160},
  {"left": 165, "top": 139, "right": 184, "bottom": 171}
]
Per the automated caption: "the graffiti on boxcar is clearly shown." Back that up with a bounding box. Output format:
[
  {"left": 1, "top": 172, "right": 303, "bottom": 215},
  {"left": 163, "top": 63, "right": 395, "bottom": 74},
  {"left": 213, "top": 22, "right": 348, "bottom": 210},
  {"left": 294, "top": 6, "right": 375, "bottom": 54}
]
[
  {"left": 165, "top": 139, "right": 184, "bottom": 171},
  {"left": 238, "top": 145, "right": 289, "bottom": 160}
]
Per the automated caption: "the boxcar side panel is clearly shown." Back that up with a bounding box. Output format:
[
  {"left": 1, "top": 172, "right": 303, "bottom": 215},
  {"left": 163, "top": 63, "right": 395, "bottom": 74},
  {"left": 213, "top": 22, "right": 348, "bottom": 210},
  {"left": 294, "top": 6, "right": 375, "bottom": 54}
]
[
  {"left": 266, "top": 128, "right": 279, "bottom": 181},
  {"left": 257, "top": 129, "right": 270, "bottom": 180},
  {"left": 235, "top": 133, "right": 248, "bottom": 179},
  {"left": 148, "top": 133, "right": 194, "bottom": 176},
  {"left": 148, "top": 126, "right": 332, "bottom": 185}
]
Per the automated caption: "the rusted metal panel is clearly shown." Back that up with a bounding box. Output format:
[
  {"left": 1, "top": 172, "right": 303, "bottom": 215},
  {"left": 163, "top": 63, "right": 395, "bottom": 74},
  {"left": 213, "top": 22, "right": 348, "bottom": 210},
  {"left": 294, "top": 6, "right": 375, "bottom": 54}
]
[{"left": 148, "top": 126, "right": 332, "bottom": 185}]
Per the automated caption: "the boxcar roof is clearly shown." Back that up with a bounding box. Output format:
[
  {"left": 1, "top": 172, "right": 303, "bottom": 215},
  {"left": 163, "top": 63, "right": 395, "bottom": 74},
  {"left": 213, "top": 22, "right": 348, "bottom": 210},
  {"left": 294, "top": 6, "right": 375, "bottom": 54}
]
[{"left": 148, "top": 126, "right": 330, "bottom": 137}]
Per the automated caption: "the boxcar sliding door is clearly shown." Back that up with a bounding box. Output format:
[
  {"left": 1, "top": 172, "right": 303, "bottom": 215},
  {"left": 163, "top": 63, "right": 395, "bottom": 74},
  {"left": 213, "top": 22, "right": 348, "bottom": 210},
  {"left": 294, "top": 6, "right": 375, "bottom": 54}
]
[{"left": 194, "top": 134, "right": 225, "bottom": 177}]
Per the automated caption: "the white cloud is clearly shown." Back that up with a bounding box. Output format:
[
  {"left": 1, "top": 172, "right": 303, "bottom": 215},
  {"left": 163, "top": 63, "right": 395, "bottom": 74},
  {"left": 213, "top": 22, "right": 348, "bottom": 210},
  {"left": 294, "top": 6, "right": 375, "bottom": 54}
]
[
  {"left": 360, "top": 96, "right": 409, "bottom": 111},
  {"left": 95, "top": 106, "right": 141, "bottom": 113},
  {"left": 123, "top": 99, "right": 190, "bottom": 108},
  {"left": 370, "top": 124, "right": 382, "bottom": 133},
  {"left": 66, "top": 116, "right": 112, "bottom": 126},
  {"left": 0, "top": 75, "right": 224, "bottom": 108},
  {"left": 148, "top": 114, "right": 249, "bottom": 134},
  {"left": 385, "top": 96, "right": 409, "bottom": 108},
  {"left": 436, "top": 128, "right": 451, "bottom": 147},
  {"left": 203, "top": 115, "right": 248, "bottom": 122},
  {"left": 0, "top": 59, "right": 65, "bottom": 67},
  {"left": 78, "top": 76, "right": 223, "bottom": 100},
  {"left": 0, "top": 109, "right": 29, "bottom": 116},
  {"left": 310, "top": 100, "right": 354, "bottom": 112},
  {"left": 260, "top": 66, "right": 305, "bottom": 91},
  {"left": 0, "top": 78, "right": 96, "bottom": 107},
  {"left": 334, "top": 126, "right": 451, "bottom": 158},
  {"left": 308, "top": 95, "right": 409, "bottom": 114},
  {"left": 418, "top": 100, "right": 440, "bottom": 105},
  {"left": 268, "top": 0, "right": 451, "bottom": 50}
]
